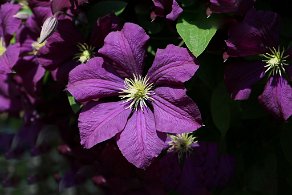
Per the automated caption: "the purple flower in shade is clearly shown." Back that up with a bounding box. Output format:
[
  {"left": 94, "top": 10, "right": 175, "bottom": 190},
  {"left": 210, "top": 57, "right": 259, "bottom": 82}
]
[
  {"left": 159, "top": 134, "right": 234, "bottom": 194},
  {"left": 151, "top": 0, "right": 183, "bottom": 21},
  {"left": 34, "top": 13, "right": 119, "bottom": 82},
  {"left": 51, "top": 0, "right": 89, "bottom": 14},
  {"left": 0, "top": 2, "right": 21, "bottom": 74},
  {"left": 207, "top": 0, "right": 255, "bottom": 16},
  {"left": 67, "top": 23, "right": 202, "bottom": 168},
  {"left": 224, "top": 9, "right": 292, "bottom": 120}
]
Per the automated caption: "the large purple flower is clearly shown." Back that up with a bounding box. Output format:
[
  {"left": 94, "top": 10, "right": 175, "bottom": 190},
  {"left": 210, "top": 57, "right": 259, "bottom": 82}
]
[
  {"left": 0, "top": 2, "right": 21, "bottom": 74},
  {"left": 224, "top": 9, "right": 292, "bottom": 120},
  {"left": 67, "top": 23, "right": 202, "bottom": 168}
]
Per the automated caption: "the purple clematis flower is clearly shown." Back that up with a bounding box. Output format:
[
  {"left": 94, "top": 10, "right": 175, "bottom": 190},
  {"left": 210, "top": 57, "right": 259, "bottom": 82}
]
[
  {"left": 35, "top": 13, "right": 119, "bottom": 82},
  {"left": 207, "top": 0, "right": 255, "bottom": 16},
  {"left": 159, "top": 135, "right": 235, "bottom": 195},
  {"left": 51, "top": 0, "right": 89, "bottom": 14},
  {"left": 224, "top": 9, "right": 292, "bottom": 120},
  {"left": 0, "top": 2, "right": 21, "bottom": 74},
  {"left": 67, "top": 23, "right": 202, "bottom": 168},
  {"left": 151, "top": 0, "right": 183, "bottom": 21}
]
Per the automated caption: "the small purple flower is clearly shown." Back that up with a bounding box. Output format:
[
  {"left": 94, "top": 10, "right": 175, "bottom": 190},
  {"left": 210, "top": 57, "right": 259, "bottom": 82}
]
[
  {"left": 207, "top": 0, "right": 255, "bottom": 16},
  {"left": 151, "top": 0, "right": 183, "bottom": 21},
  {"left": 36, "top": 14, "right": 119, "bottom": 82},
  {"left": 224, "top": 9, "right": 292, "bottom": 120},
  {"left": 67, "top": 23, "right": 202, "bottom": 168}
]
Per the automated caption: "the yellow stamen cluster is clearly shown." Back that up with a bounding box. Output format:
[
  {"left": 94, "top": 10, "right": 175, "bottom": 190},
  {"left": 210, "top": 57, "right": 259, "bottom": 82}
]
[
  {"left": 31, "top": 38, "right": 46, "bottom": 55},
  {"left": 74, "top": 43, "right": 95, "bottom": 63},
  {"left": 119, "top": 75, "right": 154, "bottom": 110},
  {"left": 262, "top": 47, "right": 289, "bottom": 76},
  {"left": 0, "top": 38, "right": 6, "bottom": 56},
  {"left": 168, "top": 133, "right": 197, "bottom": 160}
]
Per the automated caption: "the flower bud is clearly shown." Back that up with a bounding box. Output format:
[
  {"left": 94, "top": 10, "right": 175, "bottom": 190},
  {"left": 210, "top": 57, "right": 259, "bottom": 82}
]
[{"left": 39, "top": 15, "right": 58, "bottom": 44}]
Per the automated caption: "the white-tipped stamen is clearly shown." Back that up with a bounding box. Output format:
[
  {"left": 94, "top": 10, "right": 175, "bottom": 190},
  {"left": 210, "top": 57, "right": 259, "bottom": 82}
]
[
  {"left": 168, "top": 133, "right": 197, "bottom": 160},
  {"left": 261, "top": 47, "right": 289, "bottom": 77},
  {"left": 119, "top": 75, "right": 154, "bottom": 110},
  {"left": 74, "top": 43, "right": 95, "bottom": 63}
]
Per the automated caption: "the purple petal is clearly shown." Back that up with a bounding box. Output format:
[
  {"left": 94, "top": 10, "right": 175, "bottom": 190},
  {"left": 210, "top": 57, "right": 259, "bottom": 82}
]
[
  {"left": 29, "top": 0, "right": 52, "bottom": 25},
  {"left": 148, "top": 44, "right": 199, "bottom": 85},
  {"left": 0, "top": 74, "right": 21, "bottom": 113},
  {"left": 98, "top": 23, "right": 149, "bottom": 78},
  {"left": 90, "top": 14, "right": 120, "bottom": 48},
  {"left": 117, "top": 107, "right": 165, "bottom": 168},
  {"left": 0, "top": 43, "right": 20, "bottom": 74},
  {"left": 258, "top": 77, "right": 292, "bottom": 120},
  {"left": 13, "top": 59, "right": 45, "bottom": 95},
  {"left": 224, "top": 61, "right": 265, "bottom": 100},
  {"left": 226, "top": 9, "right": 280, "bottom": 57},
  {"left": 0, "top": 3, "right": 21, "bottom": 44},
  {"left": 152, "top": 87, "right": 202, "bottom": 133},
  {"left": 151, "top": 0, "right": 183, "bottom": 21},
  {"left": 79, "top": 101, "right": 131, "bottom": 148},
  {"left": 67, "top": 57, "right": 124, "bottom": 103}
]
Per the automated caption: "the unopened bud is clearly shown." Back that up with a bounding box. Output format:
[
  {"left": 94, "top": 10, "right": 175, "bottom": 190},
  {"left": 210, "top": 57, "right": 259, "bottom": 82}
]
[{"left": 39, "top": 15, "right": 58, "bottom": 44}]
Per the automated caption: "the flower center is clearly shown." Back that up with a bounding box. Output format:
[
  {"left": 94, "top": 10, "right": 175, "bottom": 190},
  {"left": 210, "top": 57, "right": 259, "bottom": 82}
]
[
  {"left": 74, "top": 43, "right": 95, "bottom": 63},
  {"left": 119, "top": 75, "right": 154, "bottom": 110},
  {"left": 31, "top": 38, "right": 46, "bottom": 55},
  {"left": 168, "top": 133, "right": 197, "bottom": 159},
  {"left": 262, "top": 47, "right": 289, "bottom": 76},
  {"left": 0, "top": 38, "right": 6, "bottom": 56}
]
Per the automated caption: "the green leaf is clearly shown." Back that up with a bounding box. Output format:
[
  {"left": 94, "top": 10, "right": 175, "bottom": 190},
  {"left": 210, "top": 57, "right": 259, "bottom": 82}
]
[
  {"left": 67, "top": 93, "right": 81, "bottom": 114},
  {"left": 88, "top": 0, "right": 127, "bottom": 21},
  {"left": 176, "top": 11, "right": 217, "bottom": 57},
  {"left": 210, "top": 82, "right": 231, "bottom": 137}
]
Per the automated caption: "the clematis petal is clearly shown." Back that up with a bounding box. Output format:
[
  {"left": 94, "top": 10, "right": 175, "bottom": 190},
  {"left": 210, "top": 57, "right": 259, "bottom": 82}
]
[
  {"left": 67, "top": 57, "right": 124, "bottom": 103},
  {"left": 98, "top": 23, "right": 149, "bottom": 78},
  {"left": 13, "top": 59, "right": 45, "bottom": 95},
  {"left": 117, "top": 107, "right": 165, "bottom": 168},
  {"left": 79, "top": 101, "right": 131, "bottom": 148},
  {"left": 151, "top": 0, "right": 183, "bottom": 21},
  {"left": 224, "top": 61, "right": 265, "bottom": 100},
  {"left": 226, "top": 9, "right": 280, "bottom": 57},
  {"left": 152, "top": 87, "right": 202, "bottom": 133},
  {"left": 258, "top": 77, "right": 292, "bottom": 120},
  {"left": 0, "top": 43, "right": 20, "bottom": 74},
  {"left": 0, "top": 3, "right": 21, "bottom": 44},
  {"left": 148, "top": 44, "right": 199, "bottom": 86}
]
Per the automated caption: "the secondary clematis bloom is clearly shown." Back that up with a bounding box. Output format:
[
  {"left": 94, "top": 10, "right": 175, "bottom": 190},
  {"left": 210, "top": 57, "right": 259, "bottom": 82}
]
[
  {"left": 159, "top": 134, "right": 235, "bottom": 194},
  {"left": 67, "top": 23, "right": 202, "bottom": 168},
  {"left": 151, "top": 0, "right": 183, "bottom": 21},
  {"left": 0, "top": 2, "right": 21, "bottom": 74},
  {"left": 224, "top": 9, "right": 292, "bottom": 120},
  {"left": 50, "top": 0, "right": 89, "bottom": 14},
  {"left": 207, "top": 0, "right": 255, "bottom": 16}
]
